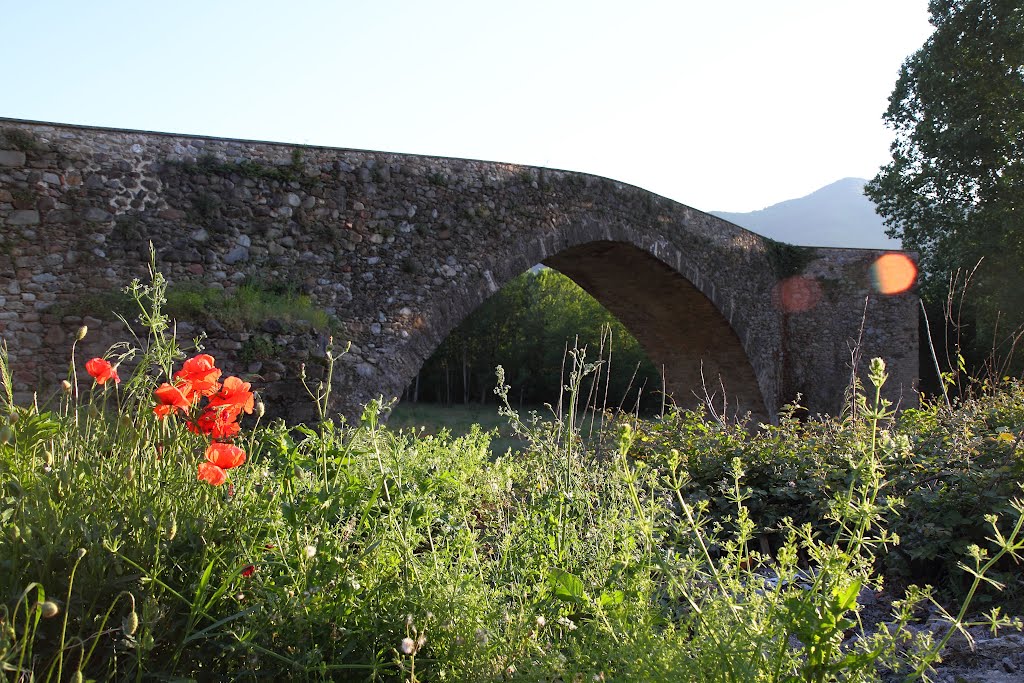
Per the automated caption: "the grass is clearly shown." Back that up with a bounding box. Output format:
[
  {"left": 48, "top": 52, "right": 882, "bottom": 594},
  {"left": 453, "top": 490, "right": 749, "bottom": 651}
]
[
  {"left": 165, "top": 281, "right": 334, "bottom": 331},
  {"left": 389, "top": 401, "right": 633, "bottom": 458},
  {"left": 2, "top": 269, "right": 1024, "bottom": 681},
  {"left": 48, "top": 280, "right": 335, "bottom": 333},
  {"left": 388, "top": 402, "right": 526, "bottom": 455}
]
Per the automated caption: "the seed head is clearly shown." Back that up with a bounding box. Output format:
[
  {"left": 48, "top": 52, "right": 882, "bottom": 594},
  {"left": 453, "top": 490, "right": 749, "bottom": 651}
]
[
  {"left": 38, "top": 601, "right": 60, "bottom": 618},
  {"left": 400, "top": 636, "right": 417, "bottom": 656}
]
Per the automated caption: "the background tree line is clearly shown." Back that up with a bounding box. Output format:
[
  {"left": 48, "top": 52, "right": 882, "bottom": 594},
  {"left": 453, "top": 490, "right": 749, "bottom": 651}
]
[{"left": 404, "top": 268, "right": 664, "bottom": 413}]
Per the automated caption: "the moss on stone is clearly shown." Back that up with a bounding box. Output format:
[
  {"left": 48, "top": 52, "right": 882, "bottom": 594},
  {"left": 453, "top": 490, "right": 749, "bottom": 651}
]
[
  {"left": 2, "top": 128, "right": 39, "bottom": 152},
  {"left": 766, "top": 239, "right": 815, "bottom": 279}
]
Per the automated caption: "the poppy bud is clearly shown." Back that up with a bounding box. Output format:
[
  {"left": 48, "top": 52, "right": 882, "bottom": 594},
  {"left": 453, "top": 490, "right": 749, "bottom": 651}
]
[
  {"left": 7, "top": 411, "right": 18, "bottom": 424},
  {"left": 70, "top": 671, "right": 83, "bottom": 683},
  {"left": 122, "top": 611, "right": 139, "bottom": 636},
  {"left": 166, "top": 517, "right": 177, "bottom": 541},
  {"left": 0, "top": 425, "right": 13, "bottom": 445},
  {"left": 74, "top": 548, "right": 87, "bottom": 561},
  {"left": 44, "top": 450, "right": 53, "bottom": 467},
  {"left": 76, "top": 325, "right": 88, "bottom": 341},
  {"left": 38, "top": 601, "right": 60, "bottom": 618},
  {"left": 61, "top": 380, "right": 73, "bottom": 394},
  {"left": 255, "top": 400, "right": 265, "bottom": 418}
]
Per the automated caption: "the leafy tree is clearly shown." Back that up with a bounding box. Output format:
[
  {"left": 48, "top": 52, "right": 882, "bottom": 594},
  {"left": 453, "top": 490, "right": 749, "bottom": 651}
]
[{"left": 866, "top": 0, "right": 1024, "bottom": 360}]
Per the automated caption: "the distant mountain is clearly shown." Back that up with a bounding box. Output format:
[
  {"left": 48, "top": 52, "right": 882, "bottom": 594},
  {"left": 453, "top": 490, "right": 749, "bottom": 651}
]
[{"left": 711, "top": 178, "right": 900, "bottom": 250}]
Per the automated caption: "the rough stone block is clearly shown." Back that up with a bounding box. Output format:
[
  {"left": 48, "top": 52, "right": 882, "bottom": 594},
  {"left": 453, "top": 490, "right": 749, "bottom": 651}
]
[
  {"left": 83, "top": 207, "right": 112, "bottom": 222},
  {"left": 5, "top": 210, "right": 40, "bottom": 226},
  {"left": 0, "top": 150, "right": 26, "bottom": 167},
  {"left": 223, "top": 246, "right": 249, "bottom": 265}
]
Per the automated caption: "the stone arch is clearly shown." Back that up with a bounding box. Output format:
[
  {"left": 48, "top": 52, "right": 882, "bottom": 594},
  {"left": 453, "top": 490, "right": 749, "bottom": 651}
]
[{"left": 386, "top": 222, "right": 779, "bottom": 421}]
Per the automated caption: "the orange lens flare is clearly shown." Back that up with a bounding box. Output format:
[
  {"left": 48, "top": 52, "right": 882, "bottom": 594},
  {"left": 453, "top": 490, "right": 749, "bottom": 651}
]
[
  {"left": 871, "top": 253, "right": 917, "bottom": 295},
  {"left": 772, "top": 276, "right": 822, "bottom": 314}
]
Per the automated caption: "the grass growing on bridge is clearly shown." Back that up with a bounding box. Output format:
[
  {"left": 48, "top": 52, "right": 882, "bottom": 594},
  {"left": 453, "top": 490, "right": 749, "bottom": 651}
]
[{"left": 1, "top": 273, "right": 1023, "bottom": 681}]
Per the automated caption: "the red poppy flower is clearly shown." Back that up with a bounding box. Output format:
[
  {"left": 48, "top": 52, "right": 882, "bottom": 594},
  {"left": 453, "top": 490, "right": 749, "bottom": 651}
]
[
  {"left": 197, "top": 461, "right": 228, "bottom": 486},
  {"left": 175, "top": 354, "right": 222, "bottom": 397},
  {"left": 241, "top": 564, "right": 256, "bottom": 578},
  {"left": 205, "top": 442, "right": 246, "bottom": 470},
  {"left": 153, "top": 382, "right": 196, "bottom": 419},
  {"left": 207, "top": 376, "right": 255, "bottom": 420},
  {"left": 188, "top": 407, "right": 242, "bottom": 439},
  {"left": 85, "top": 358, "right": 120, "bottom": 385}
]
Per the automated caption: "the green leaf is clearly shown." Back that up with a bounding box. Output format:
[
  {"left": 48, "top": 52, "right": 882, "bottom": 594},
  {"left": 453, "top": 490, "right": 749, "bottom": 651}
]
[
  {"left": 598, "top": 589, "right": 624, "bottom": 608},
  {"left": 835, "top": 579, "right": 861, "bottom": 612},
  {"left": 548, "top": 568, "right": 588, "bottom": 605}
]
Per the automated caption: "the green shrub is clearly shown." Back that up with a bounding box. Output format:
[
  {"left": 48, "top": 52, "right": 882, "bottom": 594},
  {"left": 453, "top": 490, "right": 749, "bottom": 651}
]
[{"left": 626, "top": 383, "right": 1024, "bottom": 603}]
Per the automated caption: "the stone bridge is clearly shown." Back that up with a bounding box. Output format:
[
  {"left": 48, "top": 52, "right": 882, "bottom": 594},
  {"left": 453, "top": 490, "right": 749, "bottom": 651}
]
[{"left": 0, "top": 119, "right": 918, "bottom": 423}]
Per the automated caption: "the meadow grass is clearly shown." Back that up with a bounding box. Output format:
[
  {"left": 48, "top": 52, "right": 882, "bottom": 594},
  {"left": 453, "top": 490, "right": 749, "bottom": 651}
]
[
  {"left": 1, "top": 271, "right": 1023, "bottom": 681},
  {"left": 387, "top": 402, "right": 613, "bottom": 457}
]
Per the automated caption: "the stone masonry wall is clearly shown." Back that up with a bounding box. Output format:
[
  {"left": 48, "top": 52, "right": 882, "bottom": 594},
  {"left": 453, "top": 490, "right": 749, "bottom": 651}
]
[{"left": 0, "top": 119, "right": 918, "bottom": 422}]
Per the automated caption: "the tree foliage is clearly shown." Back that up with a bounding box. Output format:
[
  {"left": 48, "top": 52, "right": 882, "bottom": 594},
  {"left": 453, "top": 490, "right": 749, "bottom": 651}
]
[
  {"left": 866, "top": 0, "right": 1024, "bottom": 354},
  {"left": 408, "top": 269, "right": 663, "bottom": 412}
]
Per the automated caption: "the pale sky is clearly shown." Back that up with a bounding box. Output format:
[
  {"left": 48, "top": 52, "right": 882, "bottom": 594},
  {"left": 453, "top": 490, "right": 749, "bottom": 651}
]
[{"left": 1, "top": 1, "right": 933, "bottom": 212}]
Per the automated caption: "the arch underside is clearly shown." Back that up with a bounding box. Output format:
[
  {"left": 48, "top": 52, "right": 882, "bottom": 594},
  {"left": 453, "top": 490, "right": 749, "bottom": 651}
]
[{"left": 543, "top": 241, "right": 768, "bottom": 420}]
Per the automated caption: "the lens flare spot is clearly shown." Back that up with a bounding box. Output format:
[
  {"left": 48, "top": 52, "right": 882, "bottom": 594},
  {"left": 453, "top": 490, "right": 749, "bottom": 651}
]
[
  {"left": 872, "top": 253, "right": 917, "bottom": 295},
  {"left": 772, "top": 276, "right": 822, "bottom": 314}
]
